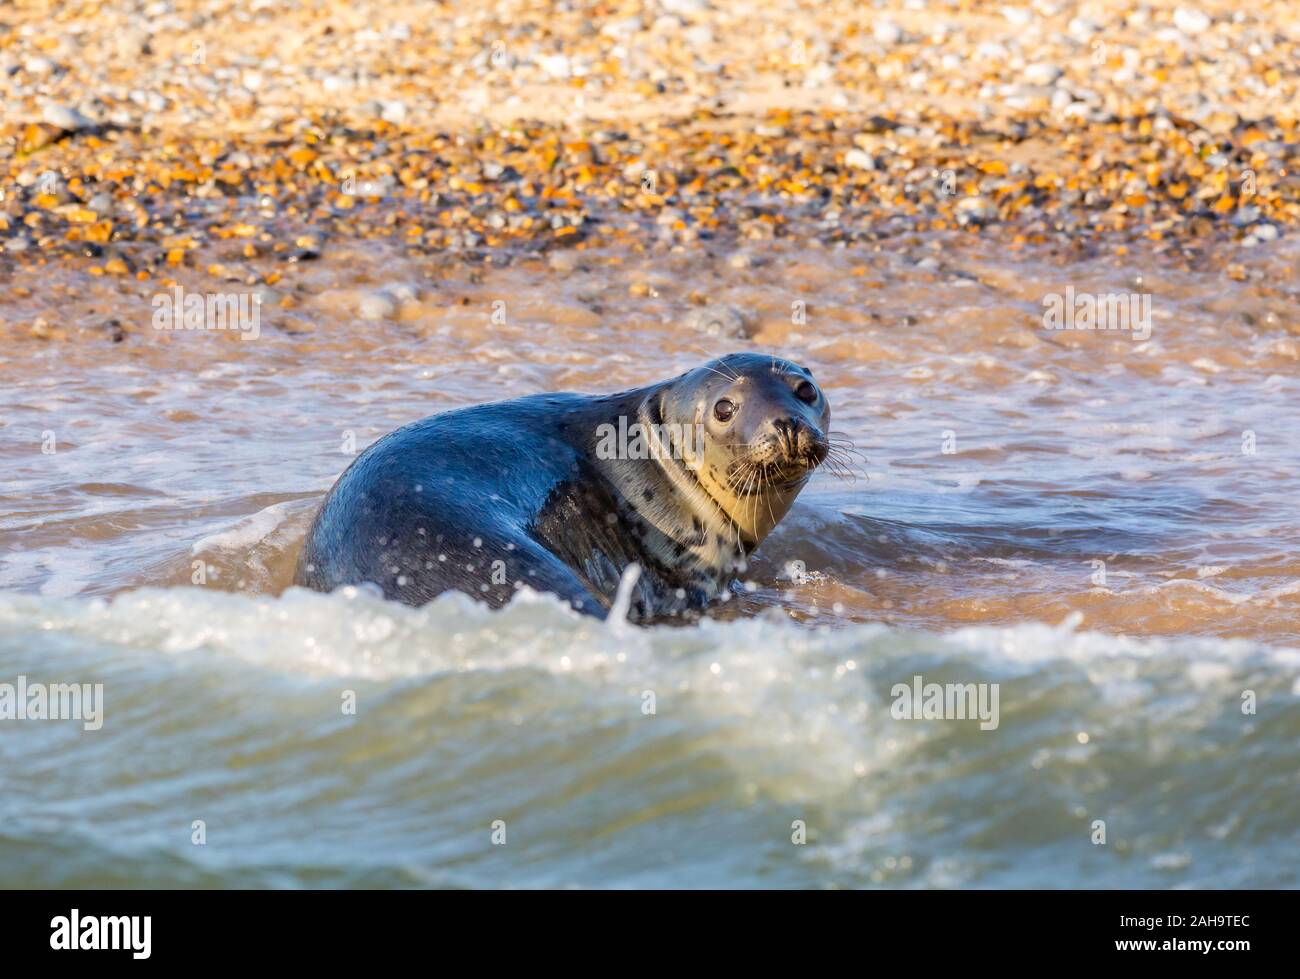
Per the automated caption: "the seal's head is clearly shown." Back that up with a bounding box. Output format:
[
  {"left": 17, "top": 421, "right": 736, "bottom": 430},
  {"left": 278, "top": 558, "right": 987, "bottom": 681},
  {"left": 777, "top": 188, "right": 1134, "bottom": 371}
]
[{"left": 655, "top": 353, "right": 831, "bottom": 545}]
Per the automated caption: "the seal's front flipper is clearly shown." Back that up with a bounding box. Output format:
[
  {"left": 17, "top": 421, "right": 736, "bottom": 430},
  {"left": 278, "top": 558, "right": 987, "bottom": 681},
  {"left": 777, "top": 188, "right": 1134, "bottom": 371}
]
[
  {"left": 492, "top": 535, "right": 609, "bottom": 619},
  {"left": 383, "top": 528, "right": 608, "bottom": 619}
]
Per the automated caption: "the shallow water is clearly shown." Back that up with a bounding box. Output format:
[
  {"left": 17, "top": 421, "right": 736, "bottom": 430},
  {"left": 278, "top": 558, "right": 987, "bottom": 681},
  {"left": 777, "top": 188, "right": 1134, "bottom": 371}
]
[
  {"left": 5, "top": 234, "right": 1300, "bottom": 639},
  {"left": 2, "top": 233, "right": 1299, "bottom": 886}
]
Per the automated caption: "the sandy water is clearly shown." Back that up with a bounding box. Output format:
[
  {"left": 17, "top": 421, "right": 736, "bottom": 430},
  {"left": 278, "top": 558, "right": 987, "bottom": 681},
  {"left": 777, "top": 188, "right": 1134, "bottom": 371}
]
[{"left": 2, "top": 233, "right": 1299, "bottom": 886}]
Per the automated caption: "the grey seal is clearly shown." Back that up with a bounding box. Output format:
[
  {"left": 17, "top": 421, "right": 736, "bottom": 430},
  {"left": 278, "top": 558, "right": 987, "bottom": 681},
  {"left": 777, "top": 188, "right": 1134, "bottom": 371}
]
[{"left": 294, "top": 353, "right": 831, "bottom": 621}]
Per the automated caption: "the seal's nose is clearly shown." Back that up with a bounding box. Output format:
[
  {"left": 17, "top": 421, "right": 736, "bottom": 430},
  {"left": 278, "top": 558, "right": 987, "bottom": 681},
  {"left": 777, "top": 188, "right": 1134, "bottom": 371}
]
[
  {"left": 772, "top": 417, "right": 828, "bottom": 466},
  {"left": 771, "top": 417, "right": 802, "bottom": 455}
]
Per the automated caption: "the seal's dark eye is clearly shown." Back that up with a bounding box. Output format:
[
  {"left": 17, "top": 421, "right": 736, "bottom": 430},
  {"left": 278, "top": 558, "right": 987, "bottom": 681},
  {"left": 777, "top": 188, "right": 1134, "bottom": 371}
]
[
  {"left": 795, "top": 380, "right": 818, "bottom": 404},
  {"left": 713, "top": 399, "right": 736, "bottom": 422}
]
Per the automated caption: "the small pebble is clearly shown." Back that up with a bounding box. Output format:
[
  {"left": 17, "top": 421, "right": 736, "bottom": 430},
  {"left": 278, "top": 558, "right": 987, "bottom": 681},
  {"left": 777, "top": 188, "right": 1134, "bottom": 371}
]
[
  {"left": 358, "top": 292, "right": 397, "bottom": 321},
  {"left": 685, "top": 304, "right": 753, "bottom": 339}
]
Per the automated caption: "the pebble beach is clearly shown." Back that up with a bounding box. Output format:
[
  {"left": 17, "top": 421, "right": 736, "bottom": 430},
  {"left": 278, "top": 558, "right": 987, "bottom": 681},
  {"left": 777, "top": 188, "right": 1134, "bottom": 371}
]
[
  {"left": 2, "top": 2, "right": 1299, "bottom": 890},
  {"left": 2, "top": 0, "right": 1297, "bottom": 304}
]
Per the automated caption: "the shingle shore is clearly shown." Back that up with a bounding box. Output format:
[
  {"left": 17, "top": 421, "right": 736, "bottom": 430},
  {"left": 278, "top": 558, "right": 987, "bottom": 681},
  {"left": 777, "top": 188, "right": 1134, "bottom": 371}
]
[{"left": 1, "top": 0, "right": 1297, "bottom": 282}]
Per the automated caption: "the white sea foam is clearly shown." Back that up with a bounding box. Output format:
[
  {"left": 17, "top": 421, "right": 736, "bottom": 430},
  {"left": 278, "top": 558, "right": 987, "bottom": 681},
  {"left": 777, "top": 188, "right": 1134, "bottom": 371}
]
[
  {"left": 191, "top": 502, "right": 295, "bottom": 554},
  {"left": 0, "top": 585, "right": 1295, "bottom": 889}
]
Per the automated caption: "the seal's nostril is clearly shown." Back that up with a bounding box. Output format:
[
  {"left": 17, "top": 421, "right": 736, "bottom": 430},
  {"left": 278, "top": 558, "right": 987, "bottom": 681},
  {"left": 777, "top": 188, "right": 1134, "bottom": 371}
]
[{"left": 771, "top": 417, "right": 802, "bottom": 454}]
